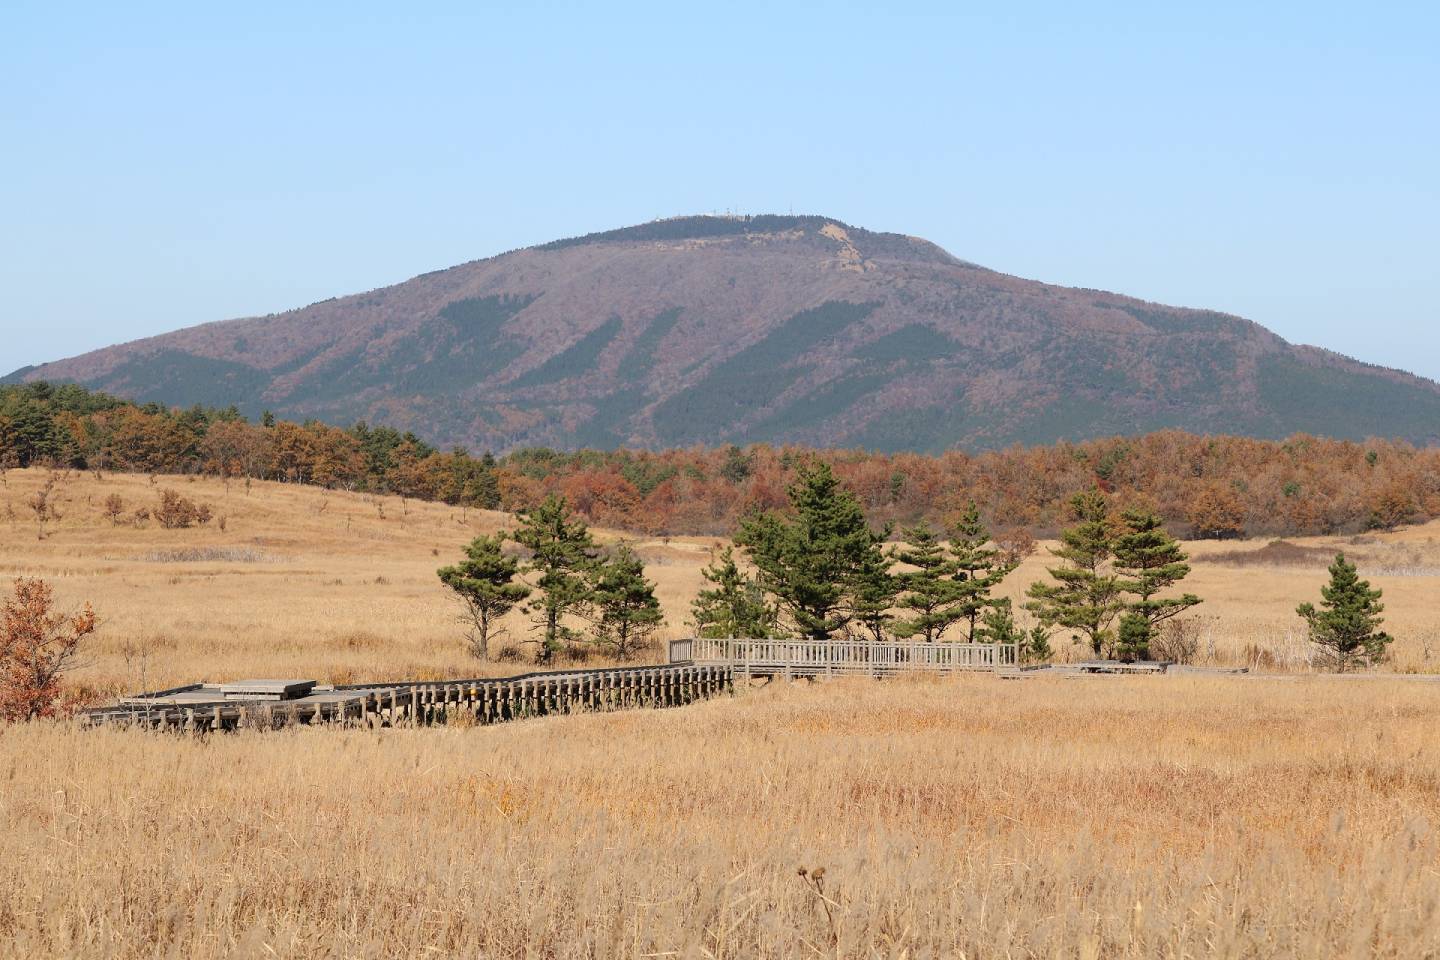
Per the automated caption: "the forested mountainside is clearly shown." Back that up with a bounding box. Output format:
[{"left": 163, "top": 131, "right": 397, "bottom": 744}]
[{"left": 10, "top": 215, "right": 1440, "bottom": 452}]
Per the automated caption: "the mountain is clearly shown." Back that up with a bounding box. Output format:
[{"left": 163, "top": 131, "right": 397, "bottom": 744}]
[{"left": 8, "top": 214, "right": 1440, "bottom": 452}]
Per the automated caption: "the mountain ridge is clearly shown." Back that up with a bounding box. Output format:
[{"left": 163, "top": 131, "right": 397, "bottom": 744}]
[{"left": 9, "top": 214, "right": 1440, "bottom": 452}]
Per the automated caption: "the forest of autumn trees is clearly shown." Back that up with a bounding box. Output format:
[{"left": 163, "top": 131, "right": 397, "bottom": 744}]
[{"left": 4, "top": 380, "right": 1439, "bottom": 540}]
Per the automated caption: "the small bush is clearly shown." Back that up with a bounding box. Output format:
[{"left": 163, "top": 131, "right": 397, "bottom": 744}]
[
  {"left": 1151, "top": 618, "right": 1201, "bottom": 664},
  {"left": 557, "top": 644, "right": 593, "bottom": 665},
  {"left": 156, "top": 489, "right": 210, "bottom": 529},
  {"left": 102, "top": 493, "right": 125, "bottom": 525}
]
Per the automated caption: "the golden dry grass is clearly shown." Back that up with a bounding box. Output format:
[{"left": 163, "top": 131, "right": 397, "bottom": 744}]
[
  {"left": 5, "top": 468, "right": 1440, "bottom": 956},
  {"left": 3, "top": 677, "right": 1440, "bottom": 957}
]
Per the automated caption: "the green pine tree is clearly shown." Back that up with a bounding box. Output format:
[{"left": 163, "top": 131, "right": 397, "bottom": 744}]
[
  {"left": 690, "top": 547, "right": 779, "bottom": 639},
  {"left": 511, "top": 494, "right": 597, "bottom": 662},
  {"left": 736, "top": 461, "right": 885, "bottom": 642},
  {"left": 892, "top": 520, "right": 965, "bottom": 642},
  {"left": 1025, "top": 624, "right": 1054, "bottom": 663},
  {"left": 1112, "top": 510, "right": 1202, "bottom": 660},
  {"left": 977, "top": 598, "right": 1021, "bottom": 646},
  {"left": 949, "top": 501, "right": 1019, "bottom": 642},
  {"left": 1298, "top": 553, "right": 1393, "bottom": 672},
  {"left": 1025, "top": 489, "right": 1124, "bottom": 657},
  {"left": 588, "top": 542, "right": 665, "bottom": 661},
  {"left": 850, "top": 536, "right": 899, "bottom": 642},
  {"left": 1115, "top": 612, "right": 1152, "bottom": 662},
  {"left": 464, "top": 452, "right": 502, "bottom": 510},
  {"left": 978, "top": 600, "right": 1053, "bottom": 663},
  {"left": 437, "top": 533, "right": 531, "bottom": 661}
]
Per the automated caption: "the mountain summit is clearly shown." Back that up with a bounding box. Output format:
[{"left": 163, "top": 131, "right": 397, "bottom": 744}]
[{"left": 10, "top": 214, "right": 1440, "bottom": 452}]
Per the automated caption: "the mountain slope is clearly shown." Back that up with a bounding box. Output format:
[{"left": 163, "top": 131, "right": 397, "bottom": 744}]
[{"left": 10, "top": 214, "right": 1440, "bottom": 452}]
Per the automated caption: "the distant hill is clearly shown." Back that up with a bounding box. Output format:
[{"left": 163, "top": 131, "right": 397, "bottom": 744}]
[{"left": 9, "top": 214, "right": 1440, "bottom": 452}]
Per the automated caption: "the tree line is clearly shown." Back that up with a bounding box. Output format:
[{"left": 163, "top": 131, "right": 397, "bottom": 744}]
[
  {"left": 441, "top": 459, "right": 1394, "bottom": 670},
  {"left": 698, "top": 462, "right": 1203, "bottom": 662},
  {"left": 5, "top": 380, "right": 1438, "bottom": 540}
]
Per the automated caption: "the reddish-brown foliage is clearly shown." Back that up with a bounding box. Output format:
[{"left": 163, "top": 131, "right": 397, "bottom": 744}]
[
  {"left": 155, "top": 489, "right": 211, "bottom": 529},
  {"left": 1, "top": 578, "right": 96, "bottom": 722},
  {"left": 5, "top": 383, "right": 1440, "bottom": 540}
]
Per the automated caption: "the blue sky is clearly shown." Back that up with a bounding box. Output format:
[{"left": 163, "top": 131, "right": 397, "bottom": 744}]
[{"left": 3, "top": 1, "right": 1437, "bottom": 380}]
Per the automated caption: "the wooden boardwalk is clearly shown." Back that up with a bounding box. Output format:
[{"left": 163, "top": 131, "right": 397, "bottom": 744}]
[
  {"left": 83, "top": 663, "right": 732, "bottom": 731},
  {"left": 84, "top": 637, "right": 1025, "bottom": 732},
  {"left": 670, "top": 637, "right": 1019, "bottom": 678}
]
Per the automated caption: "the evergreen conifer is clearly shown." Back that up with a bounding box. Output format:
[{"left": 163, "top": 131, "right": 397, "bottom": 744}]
[
  {"left": 690, "top": 547, "right": 778, "bottom": 639},
  {"left": 736, "top": 461, "right": 884, "bottom": 642},
  {"left": 892, "top": 520, "right": 964, "bottom": 642},
  {"left": 511, "top": 494, "right": 597, "bottom": 662},
  {"left": 588, "top": 543, "right": 664, "bottom": 660},
  {"left": 437, "top": 533, "right": 531, "bottom": 660},
  {"left": 949, "top": 501, "right": 1019, "bottom": 642},
  {"left": 1025, "top": 490, "right": 1124, "bottom": 656},
  {"left": 1298, "top": 553, "right": 1392, "bottom": 672},
  {"left": 1112, "top": 510, "right": 1201, "bottom": 659}
]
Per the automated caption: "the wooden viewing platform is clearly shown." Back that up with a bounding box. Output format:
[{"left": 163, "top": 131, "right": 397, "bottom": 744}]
[
  {"left": 669, "top": 637, "right": 1019, "bottom": 678},
  {"left": 83, "top": 662, "right": 732, "bottom": 732}
]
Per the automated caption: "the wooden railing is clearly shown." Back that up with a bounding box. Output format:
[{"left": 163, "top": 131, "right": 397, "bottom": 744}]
[
  {"left": 668, "top": 637, "right": 1018, "bottom": 675},
  {"left": 86, "top": 663, "right": 734, "bottom": 731}
]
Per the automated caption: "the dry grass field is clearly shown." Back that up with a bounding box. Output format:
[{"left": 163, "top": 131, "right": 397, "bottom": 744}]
[
  {"left": 4, "top": 468, "right": 1440, "bottom": 957},
  {"left": 3, "top": 677, "right": 1440, "bottom": 957}
]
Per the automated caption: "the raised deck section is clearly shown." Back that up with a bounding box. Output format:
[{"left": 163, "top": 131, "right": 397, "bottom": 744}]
[
  {"left": 669, "top": 637, "right": 1019, "bottom": 677},
  {"left": 85, "top": 663, "right": 732, "bottom": 731}
]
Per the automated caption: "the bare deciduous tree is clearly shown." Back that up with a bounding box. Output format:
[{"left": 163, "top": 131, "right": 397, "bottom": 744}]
[{"left": 26, "top": 477, "right": 61, "bottom": 540}]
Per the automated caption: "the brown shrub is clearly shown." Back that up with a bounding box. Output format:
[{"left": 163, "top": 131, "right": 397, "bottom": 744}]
[
  {"left": 102, "top": 493, "right": 125, "bottom": 525},
  {"left": 155, "top": 489, "right": 209, "bottom": 529},
  {"left": 1, "top": 577, "right": 96, "bottom": 722},
  {"left": 1208, "top": 539, "right": 1335, "bottom": 568},
  {"left": 1151, "top": 617, "right": 1203, "bottom": 664}
]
